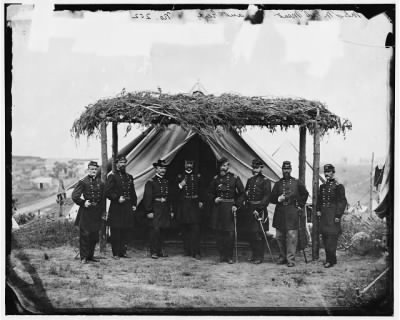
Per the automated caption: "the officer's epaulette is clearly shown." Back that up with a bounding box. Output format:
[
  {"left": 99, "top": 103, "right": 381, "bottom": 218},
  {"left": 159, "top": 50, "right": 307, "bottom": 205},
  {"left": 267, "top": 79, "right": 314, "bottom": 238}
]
[{"left": 177, "top": 174, "right": 183, "bottom": 179}]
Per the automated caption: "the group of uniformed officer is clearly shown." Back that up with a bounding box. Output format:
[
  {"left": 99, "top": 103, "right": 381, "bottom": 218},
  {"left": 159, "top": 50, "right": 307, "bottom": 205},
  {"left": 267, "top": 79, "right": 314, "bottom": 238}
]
[{"left": 72, "top": 156, "right": 346, "bottom": 268}]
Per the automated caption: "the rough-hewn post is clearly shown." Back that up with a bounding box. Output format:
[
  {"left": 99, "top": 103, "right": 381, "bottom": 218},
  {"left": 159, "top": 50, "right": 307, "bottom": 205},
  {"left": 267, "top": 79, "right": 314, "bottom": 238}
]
[
  {"left": 299, "top": 126, "right": 306, "bottom": 185},
  {"left": 312, "top": 110, "right": 321, "bottom": 260},
  {"left": 369, "top": 152, "right": 374, "bottom": 216},
  {"left": 112, "top": 122, "right": 118, "bottom": 173},
  {"left": 100, "top": 121, "right": 108, "bottom": 253}
]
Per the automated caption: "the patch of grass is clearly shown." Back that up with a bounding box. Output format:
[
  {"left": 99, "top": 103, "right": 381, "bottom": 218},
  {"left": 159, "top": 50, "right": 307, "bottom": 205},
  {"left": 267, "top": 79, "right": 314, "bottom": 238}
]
[
  {"left": 335, "top": 267, "right": 392, "bottom": 312},
  {"left": 12, "top": 218, "right": 79, "bottom": 249}
]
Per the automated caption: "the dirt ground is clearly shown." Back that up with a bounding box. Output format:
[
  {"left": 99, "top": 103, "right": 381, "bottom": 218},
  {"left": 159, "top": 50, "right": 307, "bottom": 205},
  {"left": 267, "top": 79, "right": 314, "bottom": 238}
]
[{"left": 7, "top": 240, "right": 391, "bottom": 315}]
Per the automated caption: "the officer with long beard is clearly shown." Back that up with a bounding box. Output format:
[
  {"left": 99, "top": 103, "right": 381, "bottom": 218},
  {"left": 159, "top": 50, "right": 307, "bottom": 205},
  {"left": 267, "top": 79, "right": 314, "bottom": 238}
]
[
  {"left": 105, "top": 156, "right": 137, "bottom": 259},
  {"left": 176, "top": 160, "right": 204, "bottom": 259},
  {"left": 208, "top": 157, "right": 245, "bottom": 264}
]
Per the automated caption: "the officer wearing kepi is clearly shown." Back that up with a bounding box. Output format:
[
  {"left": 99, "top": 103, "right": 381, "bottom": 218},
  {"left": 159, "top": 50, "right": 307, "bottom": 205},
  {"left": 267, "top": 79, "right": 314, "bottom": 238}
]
[
  {"left": 244, "top": 158, "right": 272, "bottom": 264},
  {"left": 317, "top": 164, "right": 347, "bottom": 268},
  {"left": 176, "top": 160, "right": 205, "bottom": 259},
  {"left": 105, "top": 155, "right": 137, "bottom": 259},
  {"left": 72, "top": 161, "right": 105, "bottom": 264},
  {"left": 143, "top": 159, "right": 174, "bottom": 259},
  {"left": 208, "top": 157, "right": 245, "bottom": 264},
  {"left": 270, "top": 161, "right": 309, "bottom": 267}
]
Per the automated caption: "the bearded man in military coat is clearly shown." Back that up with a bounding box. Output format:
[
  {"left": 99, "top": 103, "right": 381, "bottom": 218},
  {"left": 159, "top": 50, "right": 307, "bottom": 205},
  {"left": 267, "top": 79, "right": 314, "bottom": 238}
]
[
  {"left": 105, "top": 155, "right": 137, "bottom": 259},
  {"left": 72, "top": 161, "right": 105, "bottom": 264},
  {"left": 143, "top": 159, "right": 174, "bottom": 259},
  {"left": 176, "top": 160, "right": 205, "bottom": 259},
  {"left": 270, "top": 161, "right": 309, "bottom": 267},
  {"left": 317, "top": 164, "right": 347, "bottom": 268},
  {"left": 208, "top": 157, "right": 245, "bottom": 264},
  {"left": 244, "top": 158, "right": 272, "bottom": 264}
]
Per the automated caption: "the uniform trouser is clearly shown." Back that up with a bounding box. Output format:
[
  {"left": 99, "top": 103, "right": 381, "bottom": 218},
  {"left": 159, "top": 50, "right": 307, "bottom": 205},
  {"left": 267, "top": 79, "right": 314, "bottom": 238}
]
[
  {"left": 110, "top": 227, "right": 130, "bottom": 257},
  {"left": 216, "top": 230, "right": 234, "bottom": 260},
  {"left": 149, "top": 227, "right": 167, "bottom": 255},
  {"left": 275, "top": 229, "right": 298, "bottom": 264},
  {"left": 80, "top": 227, "right": 99, "bottom": 260},
  {"left": 322, "top": 234, "right": 338, "bottom": 264},
  {"left": 250, "top": 231, "right": 265, "bottom": 260},
  {"left": 182, "top": 223, "right": 200, "bottom": 256}
]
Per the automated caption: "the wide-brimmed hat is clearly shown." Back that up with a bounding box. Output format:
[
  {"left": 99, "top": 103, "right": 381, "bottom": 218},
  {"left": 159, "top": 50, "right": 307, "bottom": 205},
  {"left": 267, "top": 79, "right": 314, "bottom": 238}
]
[
  {"left": 153, "top": 159, "right": 168, "bottom": 168},
  {"left": 116, "top": 155, "right": 127, "bottom": 163},
  {"left": 217, "top": 157, "right": 229, "bottom": 168}
]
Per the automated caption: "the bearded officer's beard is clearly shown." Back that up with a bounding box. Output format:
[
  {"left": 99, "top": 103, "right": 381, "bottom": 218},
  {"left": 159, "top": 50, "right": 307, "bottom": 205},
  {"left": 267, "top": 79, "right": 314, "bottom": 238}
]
[
  {"left": 119, "top": 166, "right": 126, "bottom": 173},
  {"left": 185, "top": 168, "right": 193, "bottom": 174}
]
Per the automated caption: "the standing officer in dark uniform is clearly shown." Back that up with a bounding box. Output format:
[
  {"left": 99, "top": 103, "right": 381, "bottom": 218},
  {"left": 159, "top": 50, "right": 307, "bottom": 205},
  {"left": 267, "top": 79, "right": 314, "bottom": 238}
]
[
  {"left": 208, "top": 157, "right": 245, "bottom": 264},
  {"left": 176, "top": 160, "right": 204, "bottom": 259},
  {"left": 143, "top": 159, "right": 174, "bottom": 259},
  {"left": 105, "top": 155, "right": 137, "bottom": 260},
  {"left": 317, "top": 164, "right": 347, "bottom": 268},
  {"left": 244, "top": 158, "right": 272, "bottom": 264},
  {"left": 270, "top": 161, "right": 309, "bottom": 267},
  {"left": 72, "top": 161, "right": 104, "bottom": 264}
]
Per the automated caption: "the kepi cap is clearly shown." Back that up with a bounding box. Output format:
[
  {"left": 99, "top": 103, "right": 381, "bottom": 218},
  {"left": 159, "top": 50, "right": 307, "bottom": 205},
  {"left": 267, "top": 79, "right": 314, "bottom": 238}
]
[
  {"left": 153, "top": 159, "right": 168, "bottom": 168},
  {"left": 324, "top": 164, "right": 335, "bottom": 173},
  {"left": 282, "top": 161, "right": 292, "bottom": 169}
]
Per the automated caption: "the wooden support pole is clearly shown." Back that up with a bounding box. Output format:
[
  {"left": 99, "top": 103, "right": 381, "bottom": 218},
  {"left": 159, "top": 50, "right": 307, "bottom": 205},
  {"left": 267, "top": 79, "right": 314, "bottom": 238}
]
[
  {"left": 369, "top": 152, "right": 374, "bottom": 216},
  {"left": 312, "top": 110, "right": 321, "bottom": 260},
  {"left": 100, "top": 121, "right": 108, "bottom": 253},
  {"left": 299, "top": 126, "right": 307, "bottom": 185},
  {"left": 112, "top": 122, "right": 118, "bottom": 173}
]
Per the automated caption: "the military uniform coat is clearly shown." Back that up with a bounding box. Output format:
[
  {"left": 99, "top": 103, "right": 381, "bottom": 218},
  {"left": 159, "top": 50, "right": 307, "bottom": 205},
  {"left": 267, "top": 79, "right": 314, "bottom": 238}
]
[
  {"left": 176, "top": 172, "right": 204, "bottom": 225},
  {"left": 105, "top": 171, "right": 137, "bottom": 229},
  {"left": 208, "top": 172, "right": 245, "bottom": 231},
  {"left": 143, "top": 175, "right": 173, "bottom": 229},
  {"left": 270, "top": 176, "right": 309, "bottom": 231},
  {"left": 72, "top": 175, "right": 104, "bottom": 232},
  {"left": 245, "top": 174, "right": 272, "bottom": 232},
  {"left": 317, "top": 179, "right": 347, "bottom": 235}
]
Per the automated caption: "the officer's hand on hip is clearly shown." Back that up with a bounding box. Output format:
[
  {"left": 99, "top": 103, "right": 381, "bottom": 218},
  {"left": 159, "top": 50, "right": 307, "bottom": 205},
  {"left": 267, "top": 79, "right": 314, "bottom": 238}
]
[
  {"left": 215, "top": 197, "right": 222, "bottom": 204},
  {"left": 147, "top": 212, "right": 154, "bottom": 219},
  {"left": 170, "top": 212, "right": 174, "bottom": 219},
  {"left": 119, "top": 196, "right": 126, "bottom": 203},
  {"left": 198, "top": 202, "right": 203, "bottom": 209},
  {"left": 334, "top": 217, "right": 340, "bottom": 223},
  {"left": 179, "top": 179, "right": 187, "bottom": 188},
  {"left": 132, "top": 205, "right": 136, "bottom": 212},
  {"left": 278, "top": 194, "right": 285, "bottom": 203},
  {"left": 84, "top": 200, "right": 91, "bottom": 208},
  {"left": 317, "top": 211, "right": 321, "bottom": 217}
]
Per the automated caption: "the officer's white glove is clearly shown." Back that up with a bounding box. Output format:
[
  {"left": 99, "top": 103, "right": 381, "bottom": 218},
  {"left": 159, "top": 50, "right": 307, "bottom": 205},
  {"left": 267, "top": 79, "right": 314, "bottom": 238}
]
[
  {"left": 132, "top": 206, "right": 136, "bottom": 212},
  {"left": 147, "top": 212, "right": 154, "bottom": 219},
  {"left": 232, "top": 206, "right": 238, "bottom": 214},
  {"left": 317, "top": 211, "right": 321, "bottom": 217},
  {"left": 198, "top": 202, "right": 203, "bottom": 209},
  {"left": 171, "top": 212, "right": 175, "bottom": 219},
  {"left": 215, "top": 197, "right": 222, "bottom": 204},
  {"left": 119, "top": 196, "right": 126, "bottom": 203},
  {"left": 84, "top": 200, "right": 91, "bottom": 208},
  {"left": 278, "top": 194, "right": 285, "bottom": 203},
  {"left": 179, "top": 179, "right": 187, "bottom": 188},
  {"left": 334, "top": 217, "right": 340, "bottom": 223}
]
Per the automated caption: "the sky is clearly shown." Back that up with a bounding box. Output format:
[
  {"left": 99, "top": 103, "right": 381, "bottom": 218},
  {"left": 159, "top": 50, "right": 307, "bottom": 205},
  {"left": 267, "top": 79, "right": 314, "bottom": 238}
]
[{"left": 8, "top": 4, "right": 393, "bottom": 165}]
